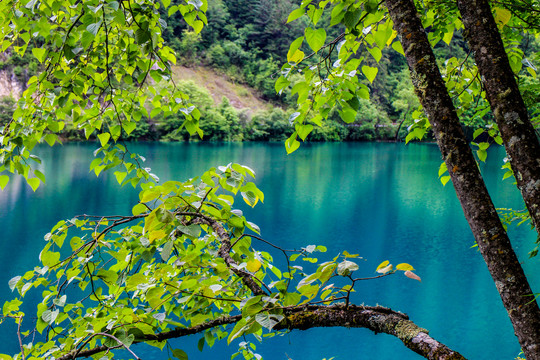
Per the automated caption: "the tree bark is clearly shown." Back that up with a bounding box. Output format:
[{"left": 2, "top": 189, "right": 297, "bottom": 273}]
[
  {"left": 277, "top": 305, "right": 465, "bottom": 360},
  {"left": 384, "top": 0, "right": 540, "bottom": 358},
  {"left": 456, "top": 0, "right": 540, "bottom": 237},
  {"left": 55, "top": 305, "right": 466, "bottom": 360}
]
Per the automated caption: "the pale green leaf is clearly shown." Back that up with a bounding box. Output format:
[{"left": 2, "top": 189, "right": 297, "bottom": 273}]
[
  {"left": 304, "top": 27, "right": 326, "bottom": 53},
  {"left": 27, "top": 177, "right": 40, "bottom": 192},
  {"left": 0, "top": 175, "right": 9, "bottom": 190},
  {"left": 287, "top": 8, "right": 305, "bottom": 23},
  {"left": 98, "top": 133, "right": 110, "bottom": 147},
  {"left": 362, "top": 65, "right": 378, "bottom": 83}
]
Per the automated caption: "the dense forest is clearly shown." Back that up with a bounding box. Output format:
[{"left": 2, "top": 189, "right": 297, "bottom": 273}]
[{"left": 0, "top": 0, "right": 538, "bottom": 143}]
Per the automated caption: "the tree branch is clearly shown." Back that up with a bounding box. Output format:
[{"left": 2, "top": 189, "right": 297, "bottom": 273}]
[
  {"left": 177, "top": 212, "right": 267, "bottom": 296},
  {"left": 55, "top": 304, "right": 465, "bottom": 360}
]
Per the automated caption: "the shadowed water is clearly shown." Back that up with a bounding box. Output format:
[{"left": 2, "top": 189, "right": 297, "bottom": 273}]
[{"left": 0, "top": 142, "right": 537, "bottom": 359}]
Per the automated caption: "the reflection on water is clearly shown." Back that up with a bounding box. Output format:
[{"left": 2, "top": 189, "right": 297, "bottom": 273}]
[{"left": 0, "top": 142, "right": 537, "bottom": 359}]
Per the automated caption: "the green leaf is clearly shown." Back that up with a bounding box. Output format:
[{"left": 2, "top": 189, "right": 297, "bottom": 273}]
[
  {"left": 114, "top": 171, "right": 127, "bottom": 185},
  {"left": 368, "top": 47, "right": 382, "bottom": 63},
  {"left": 242, "top": 295, "right": 263, "bottom": 316},
  {"left": 161, "top": 240, "right": 174, "bottom": 261},
  {"left": 192, "top": 20, "right": 204, "bottom": 34},
  {"left": 339, "top": 108, "right": 357, "bottom": 124},
  {"left": 330, "top": 2, "right": 346, "bottom": 25},
  {"left": 86, "top": 21, "right": 102, "bottom": 36},
  {"left": 287, "top": 36, "right": 304, "bottom": 63},
  {"left": 172, "top": 349, "right": 189, "bottom": 360},
  {"left": 477, "top": 149, "right": 487, "bottom": 162},
  {"left": 124, "top": 121, "right": 137, "bottom": 135},
  {"left": 441, "top": 175, "right": 451, "bottom": 186},
  {"left": 156, "top": 208, "right": 174, "bottom": 223},
  {"left": 177, "top": 224, "right": 200, "bottom": 237},
  {"left": 0, "top": 175, "right": 9, "bottom": 190},
  {"left": 98, "top": 133, "right": 110, "bottom": 147},
  {"left": 297, "top": 124, "right": 313, "bottom": 141},
  {"left": 362, "top": 65, "right": 378, "bottom": 83},
  {"left": 287, "top": 8, "right": 305, "bottom": 23},
  {"left": 81, "top": 31, "right": 94, "bottom": 49},
  {"left": 44, "top": 131, "right": 58, "bottom": 146},
  {"left": 241, "top": 190, "right": 259, "bottom": 207},
  {"left": 304, "top": 27, "right": 326, "bottom": 53},
  {"left": 473, "top": 128, "right": 484, "bottom": 140},
  {"left": 343, "top": 9, "right": 362, "bottom": 31},
  {"left": 392, "top": 41, "right": 405, "bottom": 56},
  {"left": 146, "top": 287, "right": 165, "bottom": 309},
  {"left": 32, "top": 47, "right": 47, "bottom": 63},
  {"left": 135, "top": 28, "right": 151, "bottom": 44},
  {"left": 442, "top": 28, "right": 454, "bottom": 45},
  {"left": 275, "top": 76, "right": 290, "bottom": 94},
  {"left": 227, "top": 318, "right": 248, "bottom": 344},
  {"left": 285, "top": 134, "right": 300, "bottom": 154},
  {"left": 27, "top": 177, "right": 40, "bottom": 192},
  {"left": 365, "top": 0, "right": 379, "bottom": 13}
]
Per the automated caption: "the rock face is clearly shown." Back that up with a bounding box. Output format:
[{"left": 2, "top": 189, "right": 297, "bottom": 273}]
[{"left": 0, "top": 69, "right": 23, "bottom": 98}]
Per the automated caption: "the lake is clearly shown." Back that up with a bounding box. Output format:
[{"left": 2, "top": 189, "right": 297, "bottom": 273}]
[{"left": 0, "top": 142, "right": 537, "bottom": 359}]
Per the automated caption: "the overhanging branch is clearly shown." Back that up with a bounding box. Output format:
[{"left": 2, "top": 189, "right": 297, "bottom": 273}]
[{"left": 55, "top": 304, "right": 465, "bottom": 360}]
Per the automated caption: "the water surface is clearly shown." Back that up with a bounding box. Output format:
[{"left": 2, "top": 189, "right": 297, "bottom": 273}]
[{"left": 0, "top": 142, "right": 537, "bottom": 359}]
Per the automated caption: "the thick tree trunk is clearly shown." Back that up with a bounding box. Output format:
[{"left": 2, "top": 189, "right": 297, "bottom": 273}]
[
  {"left": 384, "top": 0, "right": 540, "bottom": 358},
  {"left": 456, "top": 0, "right": 540, "bottom": 237}
]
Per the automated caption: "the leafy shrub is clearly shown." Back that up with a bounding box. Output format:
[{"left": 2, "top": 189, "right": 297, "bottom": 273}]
[
  {"left": 245, "top": 108, "right": 292, "bottom": 141},
  {"left": 177, "top": 80, "right": 214, "bottom": 110},
  {"left": 0, "top": 96, "right": 15, "bottom": 126}
]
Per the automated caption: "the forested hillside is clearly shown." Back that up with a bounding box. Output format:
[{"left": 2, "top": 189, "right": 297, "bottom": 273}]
[{"left": 0, "top": 0, "right": 538, "bottom": 142}]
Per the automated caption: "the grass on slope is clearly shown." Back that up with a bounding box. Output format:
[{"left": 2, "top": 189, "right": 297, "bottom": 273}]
[{"left": 173, "top": 65, "right": 271, "bottom": 114}]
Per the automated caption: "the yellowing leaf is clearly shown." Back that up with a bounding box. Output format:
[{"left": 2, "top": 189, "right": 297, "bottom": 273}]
[
  {"left": 396, "top": 263, "right": 415, "bottom": 271},
  {"left": 149, "top": 229, "right": 167, "bottom": 243},
  {"left": 288, "top": 49, "right": 305, "bottom": 64},
  {"left": 377, "top": 264, "right": 393, "bottom": 274},
  {"left": 246, "top": 259, "right": 262, "bottom": 273},
  {"left": 386, "top": 29, "right": 397, "bottom": 46},
  {"left": 404, "top": 270, "right": 422, "bottom": 282},
  {"left": 494, "top": 8, "right": 511, "bottom": 27},
  {"left": 375, "top": 260, "right": 390, "bottom": 272}
]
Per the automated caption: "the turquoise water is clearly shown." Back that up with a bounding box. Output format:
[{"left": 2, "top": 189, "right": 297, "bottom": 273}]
[{"left": 0, "top": 142, "right": 537, "bottom": 359}]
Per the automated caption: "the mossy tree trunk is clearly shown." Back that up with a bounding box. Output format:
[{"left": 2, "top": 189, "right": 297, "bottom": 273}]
[
  {"left": 457, "top": 0, "right": 540, "bottom": 238},
  {"left": 385, "top": 0, "right": 540, "bottom": 358}
]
